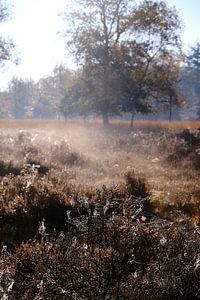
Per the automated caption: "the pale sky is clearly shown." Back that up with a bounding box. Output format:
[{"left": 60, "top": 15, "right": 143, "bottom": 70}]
[
  {"left": 167, "top": 0, "right": 200, "bottom": 47},
  {"left": 0, "top": 0, "right": 68, "bottom": 89},
  {"left": 0, "top": 0, "right": 200, "bottom": 90}
]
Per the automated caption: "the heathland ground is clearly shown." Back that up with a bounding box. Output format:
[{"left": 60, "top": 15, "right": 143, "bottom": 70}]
[{"left": 0, "top": 120, "right": 200, "bottom": 299}]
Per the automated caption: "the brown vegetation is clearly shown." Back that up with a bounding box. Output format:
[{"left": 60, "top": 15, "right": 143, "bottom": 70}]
[{"left": 0, "top": 120, "right": 200, "bottom": 299}]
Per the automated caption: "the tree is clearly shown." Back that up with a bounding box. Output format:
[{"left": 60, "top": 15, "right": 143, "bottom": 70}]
[
  {"left": 187, "top": 42, "right": 200, "bottom": 73},
  {"left": 186, "top": 42, "right": 200, "bottom": 119},
  {"left": 0, "top": 1, "right": 17, "bottom": 118},
  {"left": 27, "top": 66, "right": 74, "bottom": 119},
  {"left": 112, "top": 42, "right": 184, "bottom": 123},
  {"left": 63, "top": 0, "right": 182, "bottom": 124},
  {"left": 8, "top": 78, "right": 34, "bottom": 119},
  {"left": 64, "top": 0, "right": 136, "bottom": 123},
  {"left": 52, "top": 65, "right": 75, "bottom": 118},
  {"left": 0, "top": 90, "right": 12, "bottom": 117},
  {"left": 53, "top": 65, "right": 73, "bottom": 99},
  {"left": 31, "top": 76, "right": 60, "bottom": 119},
  {"left": 127, "top": 0, "right": 183, "bottom": 123},
  {"left": 0, "top": 0, "right": 15, "bottom": 66},
  {"left": 58, "top": 71, "right": 81, "bottom": 119},
  {"left": 148, "top": 51, "right": 185, "bottom": 121},
  {"left": 111, "top": 41, "right": 156, "bottom": 124},
  {"left": 177, "top": 43, "right": 200, "bottom": 121}
]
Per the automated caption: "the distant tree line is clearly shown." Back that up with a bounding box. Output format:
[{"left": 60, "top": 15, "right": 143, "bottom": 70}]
[
  {"left": 179, "top": 42, "right": 200, "bottom": 120},
  {"left": 0, "top": 66, "right": 73, "bottom": 119},
  {"left": 0, "top": 44, "right": 199, "bottom": 122},
  {"left": 0, "top": 0, "right": 200, "bottom": 123}
]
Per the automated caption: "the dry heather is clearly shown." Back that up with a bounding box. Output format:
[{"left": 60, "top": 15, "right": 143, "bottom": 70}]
[{"left": 0, "top": 120, "right": 200, "bottom": 299}]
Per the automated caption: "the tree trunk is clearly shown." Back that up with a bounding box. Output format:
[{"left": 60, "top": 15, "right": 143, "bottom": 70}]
[
  {"left": 130, "top": 105, "right": 136, "bottom": 128},
  {"left": 102, "top": 112, "right": 109, "bottom": 125},
  {"left": 130, "top": 113, "right": 134, "bottom": 128},
  {"left": 169, "top": 95, "right": 173, "bottom": 122}
]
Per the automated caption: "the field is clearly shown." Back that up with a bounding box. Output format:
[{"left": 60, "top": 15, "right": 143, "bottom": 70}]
[{"left": 0, "top": 120, "right": 200, "bottom": 299}]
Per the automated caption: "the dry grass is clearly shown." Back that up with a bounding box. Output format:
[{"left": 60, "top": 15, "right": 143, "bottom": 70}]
[{"left": 1, "top": 118, "right": 200, "bottom": 130}]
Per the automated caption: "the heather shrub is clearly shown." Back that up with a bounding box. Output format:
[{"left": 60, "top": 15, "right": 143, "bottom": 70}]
[
  {"left": 125, "top": 170, "right": 150, "bottom": 199},
  {"left": 0, "top": 124, "right": 200, "bottom": 299},
  {"left": 0, "top": 160, "right": 21, "bottom": 177},
  {"left": 167, "top": 128, "right": 200, "bottom": 170},
  {"left": 50, "top": 141, "right": 85, "bottom": 166},
  {"left": 8, "top": 206, "right": 200, "bottom": 299}
]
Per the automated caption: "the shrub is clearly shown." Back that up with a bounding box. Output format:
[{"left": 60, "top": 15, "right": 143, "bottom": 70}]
[
  {"left": 0, "top": 160, "right": 21, "bottom": 177},
  {"left": 125, "top": 170, "right": 150, "bottom": 199}
]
